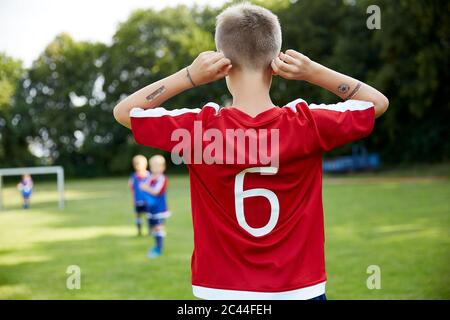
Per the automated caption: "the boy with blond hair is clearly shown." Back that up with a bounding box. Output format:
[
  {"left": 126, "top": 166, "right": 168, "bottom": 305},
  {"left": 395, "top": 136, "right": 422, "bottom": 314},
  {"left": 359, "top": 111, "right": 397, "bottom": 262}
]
[
  {"left": 139, "top": 155, "right": 170, "bottom": 258},
  {"left": 129, "top": 155, "right": 151, "bottom": 236},
  {"left": 114, "top": 2, "right": 388, "bottom": 299}
]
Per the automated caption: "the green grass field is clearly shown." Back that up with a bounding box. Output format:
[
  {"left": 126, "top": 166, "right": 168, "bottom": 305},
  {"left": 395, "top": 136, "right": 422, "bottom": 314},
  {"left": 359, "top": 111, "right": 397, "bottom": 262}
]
[{"left": 0, "top": 169, "right": 449, "bottom": 299}]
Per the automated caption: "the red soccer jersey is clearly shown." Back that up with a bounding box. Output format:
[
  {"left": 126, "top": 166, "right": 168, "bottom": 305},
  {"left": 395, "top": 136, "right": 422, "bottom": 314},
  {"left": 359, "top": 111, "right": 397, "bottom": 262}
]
[{"left": 131, "top": 98, "right": 375, "bottom": 299}]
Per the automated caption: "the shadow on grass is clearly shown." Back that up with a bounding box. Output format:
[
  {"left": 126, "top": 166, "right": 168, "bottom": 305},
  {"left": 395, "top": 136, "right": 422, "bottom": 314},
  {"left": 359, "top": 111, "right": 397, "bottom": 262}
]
[{"left": 0, "top": 231, "right": 193, "bottom": 299}]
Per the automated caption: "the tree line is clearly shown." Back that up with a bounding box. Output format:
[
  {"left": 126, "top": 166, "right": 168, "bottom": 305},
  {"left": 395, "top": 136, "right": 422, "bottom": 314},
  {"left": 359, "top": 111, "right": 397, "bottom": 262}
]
[{"left": 0, "top": 0, "right": 448, "bottom": 176}]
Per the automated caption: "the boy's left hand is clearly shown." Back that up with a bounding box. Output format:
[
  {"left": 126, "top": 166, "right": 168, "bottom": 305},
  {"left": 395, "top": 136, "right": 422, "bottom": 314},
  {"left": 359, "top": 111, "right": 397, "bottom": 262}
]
[{"left": 188, "top": 51, "right": 232, "bottom": 86}]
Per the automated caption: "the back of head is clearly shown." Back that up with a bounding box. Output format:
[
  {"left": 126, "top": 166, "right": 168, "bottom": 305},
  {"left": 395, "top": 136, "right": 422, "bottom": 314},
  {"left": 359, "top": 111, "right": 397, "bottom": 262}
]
[
  {"left": 133, "top": 154, "right": 147, "bottom": 171},
  {"left": 149, "top": 155, "right": 166, "bottom": 174},
  {"left": 215, "top": 2, "right": 282, "bottom": 71}
]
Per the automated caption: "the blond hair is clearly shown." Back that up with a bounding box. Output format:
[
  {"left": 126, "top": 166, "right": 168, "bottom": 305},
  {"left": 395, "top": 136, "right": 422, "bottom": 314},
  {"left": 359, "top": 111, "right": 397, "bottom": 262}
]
[
  {"left": 132, "top": 154, "right": 147, "bottom": 166},
  {"left": 149, "top": 155, "right": 166, "bottom": 167},
  {"left": 215, "top": 2, "right": 282, "bottom": 71}
]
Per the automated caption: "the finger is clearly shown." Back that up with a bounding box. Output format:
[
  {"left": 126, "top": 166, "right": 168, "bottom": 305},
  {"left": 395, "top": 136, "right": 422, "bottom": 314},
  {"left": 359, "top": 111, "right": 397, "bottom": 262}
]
[
  {"left": 216, "top": 64, "right": 233, "bottom": 78},
  {"left": 285, "top": 49, "right": 305, "bottom": 60},
  {"left": 279, "top": 52, "right": 297, "bottom": 65},
  {"left": 271, "top": 59, "right": 283, "bottom": 75},
  {"left": 223, "top": 64, "right": 233, "bottom": 74},
  {"left": 198, "top": 51, "right": 216, "bottom": 62},
  {"left": 200, "top": 50, "right": 215, "bottom": 57},
  {"left": 271, "top": 59, "right": 279, "bottom": 74},
  {"left": 212, "top": 57, "right": 231, "bottom": 71},
  {"left": 274, "top": 56, "right": 297, "bottom": 73},
  {"left": 271, "top": 59, "right": 289, "bottom": 78},
  {"left": 207, "top": 51, "right": 226, "bottom": 64}
]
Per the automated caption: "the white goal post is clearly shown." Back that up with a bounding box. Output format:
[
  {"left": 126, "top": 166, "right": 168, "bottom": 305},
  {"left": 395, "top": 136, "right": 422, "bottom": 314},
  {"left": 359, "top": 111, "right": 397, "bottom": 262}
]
[{"left": 0, "top": 166, "right": 64, "bottom": 210}]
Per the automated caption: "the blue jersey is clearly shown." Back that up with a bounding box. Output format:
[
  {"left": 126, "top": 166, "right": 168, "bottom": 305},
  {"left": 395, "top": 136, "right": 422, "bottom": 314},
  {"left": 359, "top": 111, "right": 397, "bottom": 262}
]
[
  {"left": 129, "top": 171, "right": 151, "bottom": 205},
  {"left": 143, "top": 174, "right": 169, "bottom": 216},
  {"left": 19, "top": 177, "right": 33, "bottom": 198}
]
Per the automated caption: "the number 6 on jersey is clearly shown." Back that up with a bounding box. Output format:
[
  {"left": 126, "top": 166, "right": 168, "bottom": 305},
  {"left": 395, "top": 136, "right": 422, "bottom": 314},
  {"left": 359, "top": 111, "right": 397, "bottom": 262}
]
[{"left": 234, "top": 167, "right": 279, "bottom": 237}]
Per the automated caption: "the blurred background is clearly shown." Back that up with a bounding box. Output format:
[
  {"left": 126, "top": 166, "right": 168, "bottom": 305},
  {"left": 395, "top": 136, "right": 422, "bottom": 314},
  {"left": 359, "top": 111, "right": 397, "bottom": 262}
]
[{"left": 0, "top": 0, "right": 448, "bottom": 299}]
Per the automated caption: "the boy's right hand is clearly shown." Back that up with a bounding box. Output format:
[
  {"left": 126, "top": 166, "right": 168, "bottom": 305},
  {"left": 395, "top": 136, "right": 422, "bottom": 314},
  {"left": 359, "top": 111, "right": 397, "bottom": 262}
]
[
  {"left": 271, "top": 49, "right": 314, "bottom": 81},
  {"left": 188, "top": 51, "right": 232, "bottom": 86}
]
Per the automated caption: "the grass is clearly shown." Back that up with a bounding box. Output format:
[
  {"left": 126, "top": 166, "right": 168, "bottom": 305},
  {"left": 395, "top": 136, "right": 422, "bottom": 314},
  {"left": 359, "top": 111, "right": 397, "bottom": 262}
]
[{"left": 0, "top": 169, "right": 449, "bottom": 299}]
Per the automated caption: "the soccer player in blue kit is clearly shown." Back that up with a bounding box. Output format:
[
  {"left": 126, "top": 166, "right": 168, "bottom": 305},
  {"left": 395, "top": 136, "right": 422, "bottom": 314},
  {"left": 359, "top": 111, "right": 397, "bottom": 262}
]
[
  {"left": 17, "top": 174, "right": 33, "bottom": 209},
  {"left": 139, "top": 155, "right": 170, "bottom": 259},
  {"left": 129, "top": 155, "right": 151, "bottom": 236}
]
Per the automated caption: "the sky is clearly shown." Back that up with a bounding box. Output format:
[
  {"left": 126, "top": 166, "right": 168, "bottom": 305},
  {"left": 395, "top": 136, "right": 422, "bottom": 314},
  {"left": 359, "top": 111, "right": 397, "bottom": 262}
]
[{"left": 0, "top": 0, "right": 226, "bottom": 67}]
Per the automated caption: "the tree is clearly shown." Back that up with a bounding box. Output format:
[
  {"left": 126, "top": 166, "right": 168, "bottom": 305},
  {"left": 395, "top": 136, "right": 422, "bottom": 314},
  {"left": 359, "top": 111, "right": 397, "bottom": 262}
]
[
  {"left": 13, "top": 33, "right": 107, "bottom": 175},
  {"left": 102, "top": 6, "right": 228, "bottom": 173},
  {"left": 0, "top": 52, "right": 29, "bottom": 166},
  {"left": 5, "top": 1, "right": 449, "bottom": 175},
  {"left": 365, "top": 0, "right": 450, "bottom": 162},
  {"left": 274, "top": 0, "right": 449, "bottom": 162}
]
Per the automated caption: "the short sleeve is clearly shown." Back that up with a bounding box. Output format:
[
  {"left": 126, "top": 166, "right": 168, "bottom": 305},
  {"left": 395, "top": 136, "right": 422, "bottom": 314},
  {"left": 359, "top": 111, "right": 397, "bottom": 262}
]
[
  {"left": 308, "top": 100, "right": 376, "bottom": 151},
  {"left": 130, "top": 107, "right": 201, "bottom": 151}
]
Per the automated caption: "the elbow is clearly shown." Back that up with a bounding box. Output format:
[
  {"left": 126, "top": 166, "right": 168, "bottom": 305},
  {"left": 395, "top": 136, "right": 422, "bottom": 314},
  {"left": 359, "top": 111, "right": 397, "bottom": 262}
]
[
  {"left": 113, "top": 104, "right": 122, "bottom": 123},
  {"left": 113, "top": 103, "right": 131, "bottom": 128},
  {"left": 374, "top": 95, "right": 389, "bottom": 118},
  {"left": 381, "top": 96, "right": 389, "bottom": 113},
  {"left": 381, "top": 95, "right": 389, "bottom": 113}
]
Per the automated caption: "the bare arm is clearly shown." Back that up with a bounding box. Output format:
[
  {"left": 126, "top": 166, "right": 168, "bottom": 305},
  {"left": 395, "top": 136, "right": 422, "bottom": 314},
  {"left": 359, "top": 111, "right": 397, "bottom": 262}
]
[
  {"left": 139, "top": 183, "right": 158, "bottom": 196},
  {"left": 113, "top": 69, "right": 192, "bottom": 128},
  {"left": 306, "top": 62, "right": 389, "bottom": 118},
  {"left": 113, "top": 51, "right": 232, "bottom": 128},
  {"left": 271, "top": 50, "right": 389, "bottom": 118}
]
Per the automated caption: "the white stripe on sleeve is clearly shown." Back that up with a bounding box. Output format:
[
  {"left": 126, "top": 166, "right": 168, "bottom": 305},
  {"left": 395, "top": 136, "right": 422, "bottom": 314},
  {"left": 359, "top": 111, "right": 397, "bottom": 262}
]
[
  {"left": 308, "top": 100, "right": 374, "bottom": 112},
  {"left": 130, "top": 107, "right": 201, "bottom": 118},
  {"left": 284, "top": 98, "right": 308, "bottom": 112}
]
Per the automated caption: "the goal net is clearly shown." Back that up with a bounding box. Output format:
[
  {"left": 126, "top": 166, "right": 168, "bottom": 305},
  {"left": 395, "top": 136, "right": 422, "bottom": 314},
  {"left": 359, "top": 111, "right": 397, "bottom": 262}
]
[{"left": 0, "top": 166, "right": 64, "bottom": 210}]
